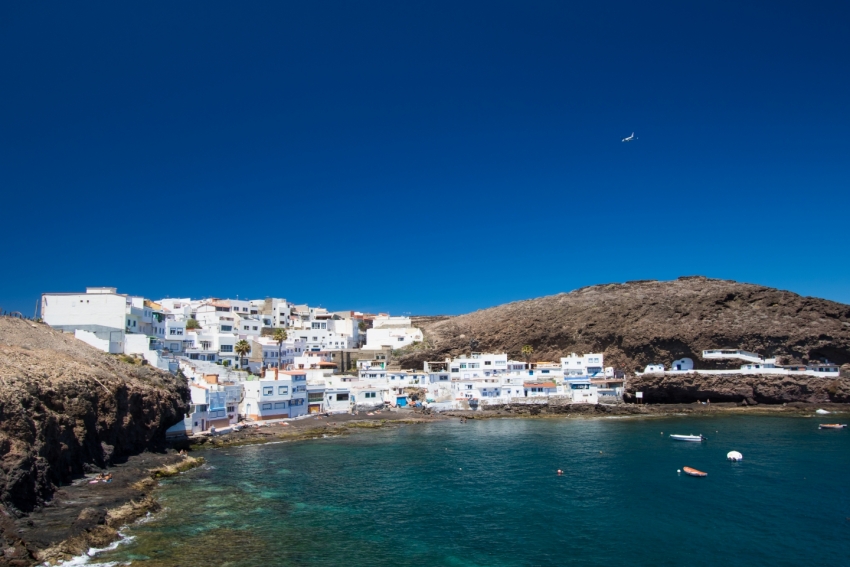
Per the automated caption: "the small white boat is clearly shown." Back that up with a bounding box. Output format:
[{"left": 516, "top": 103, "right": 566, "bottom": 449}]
[
  {"left": 683, "top": 466, "right": 707, "bottom": 477},
  {"left": 815, "top": 409, "right": 830, "bottom": 415},
  {"left": 727, "top": 451, "right": 743, "bottom": 461},
  {"left": 818, "top": 424, "right": 847, "bottom": 430},
  {"left": 670, "top": 434, "right": 706, "bottom": 442}
]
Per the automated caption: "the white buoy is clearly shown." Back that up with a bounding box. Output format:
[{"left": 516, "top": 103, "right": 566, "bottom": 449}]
[{"left": 727, "top": 451, "right": 743, "bottom": 462}]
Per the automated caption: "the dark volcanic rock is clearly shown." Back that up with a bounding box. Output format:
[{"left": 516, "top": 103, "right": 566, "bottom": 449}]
[
  {"left": 401, "top": 277, "right": 850, "bottom": 403},
  {"left": 625, "top": 372, "right": 850, "bottom": 404},
  {"left": 0, "top": 318, "right": 189, "bottom": 515}
]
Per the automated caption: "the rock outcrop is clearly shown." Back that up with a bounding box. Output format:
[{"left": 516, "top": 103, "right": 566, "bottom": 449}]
[
  {"left": 625, "top": 372, "right": 850, "bottom": 405},
  {"left": 0, "top": 318, "right": 189, "bottom": 515}
]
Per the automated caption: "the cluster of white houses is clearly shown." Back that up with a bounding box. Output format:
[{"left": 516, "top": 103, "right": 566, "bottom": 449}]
[
  {"left": 40, "top": 287, "right": 423, "bottom": 372},
  {"left": 170, "top": 350, "right": 623, "bottom": 436},
  {"left": 38, "top": 287, "right": 840, "bottom": 437}
]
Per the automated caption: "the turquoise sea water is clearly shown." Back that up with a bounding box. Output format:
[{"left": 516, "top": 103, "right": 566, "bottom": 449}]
[{"left": 94, "top": 416, "right": 849, "bottom": 566}]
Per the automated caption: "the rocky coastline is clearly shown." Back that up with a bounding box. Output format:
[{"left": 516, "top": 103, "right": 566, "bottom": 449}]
[
  {"left": 625, "top": 372, "right": 850, "bottom": 405},
  {"left": 0, "top": 318, "right": 189, "bottom": 566},
  {"left": 4, "top": 278, "right": 850, "bottom": 567},
  {"left": 6, "top": 403, "right": 850, "bottom": 566},
  {"left": 4, "top": 453, "right": 202, "bottom": 566},
  {"left": 442, "top": 400, "right": 850, "bottom": 419}
]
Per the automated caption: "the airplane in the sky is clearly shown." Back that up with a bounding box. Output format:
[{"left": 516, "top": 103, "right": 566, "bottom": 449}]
[{"left": 622, "top": 132, "right": 636, "bottom": 142}]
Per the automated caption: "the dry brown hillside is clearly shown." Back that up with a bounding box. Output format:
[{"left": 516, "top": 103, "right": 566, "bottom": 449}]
[
  {"left": 402, "top": 276, "right": 850, "bottom": 372},
  {"left": 0, "top": 318, "right": 188, "bottom": 514}
]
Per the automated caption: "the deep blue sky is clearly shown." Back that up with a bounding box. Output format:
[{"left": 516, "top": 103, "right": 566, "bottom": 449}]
[{"left": 2, "top": 1, "right": 849, "bottom": 316}]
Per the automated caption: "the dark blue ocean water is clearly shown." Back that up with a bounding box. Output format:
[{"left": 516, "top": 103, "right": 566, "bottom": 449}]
[{"left": 94, "top": 416, "right": 850, "bottom": 567}]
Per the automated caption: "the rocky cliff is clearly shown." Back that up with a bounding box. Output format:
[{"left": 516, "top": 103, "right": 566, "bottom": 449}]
[
  {"left": 400, "top": 277, "right": 850, "bottom": 401},
  {"left": 626, "top": 372, "right": 850, "bottom": 404},
  {"left": 0, "top": 318, "right": 188, "bottom": 515}
]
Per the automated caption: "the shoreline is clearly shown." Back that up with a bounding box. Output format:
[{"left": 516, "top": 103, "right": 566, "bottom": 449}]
[
  {"left": 6, "top": 453, "right": 203, "bottom": 567},
  {"left": 184, "top": 409, "right": 448, "bottom": 450},
  {"left": 441, "top": 401, "right": 850, "bottom": 420},
  {"left": 17, "top": 403, "right": 849, "bottom": 566}
]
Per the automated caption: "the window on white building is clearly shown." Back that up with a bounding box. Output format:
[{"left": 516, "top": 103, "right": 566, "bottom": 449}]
[
  {"left": 278, "top": 386, "right": 288, "bottom": 395},
  {"left": 220, "top": 345, "right": 233, "bottom": 353},
  {"left": 263, "top": 387, "right": 273, "bottom": 396}
]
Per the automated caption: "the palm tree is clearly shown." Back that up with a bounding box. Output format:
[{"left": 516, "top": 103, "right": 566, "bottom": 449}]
[
  {"left": 235, "top": 339, "right": 251, "bottom": 370},
  {"left": 521, "top": 344, "right": 534, "bottom": 368},
  {"left": 273, "top": 328, "right": 287, "bottom": 368}
]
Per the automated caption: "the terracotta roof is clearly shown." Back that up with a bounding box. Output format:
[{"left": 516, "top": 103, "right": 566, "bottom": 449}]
[
  {"left": 524, "top": 382, "right": 556, "bottom": 388},
  {"left": 279, "top": 370, "right": 308, "bottom": 375}
]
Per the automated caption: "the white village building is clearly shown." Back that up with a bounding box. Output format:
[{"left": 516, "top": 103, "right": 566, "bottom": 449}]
[
  {"left": 241, "top": 369, "right": 309, "bottom": 421},
  {"left": 638, "top": 349, "right": 840, "bottom": 378},
  {"left": 364, "top": 316, "right": 423, "bottom": 350}
]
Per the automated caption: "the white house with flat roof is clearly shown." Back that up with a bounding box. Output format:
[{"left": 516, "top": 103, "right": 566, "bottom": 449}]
[
  {"left": 41, "top": 287, "right": 166, "bottom": 356},
  {"left": 291, "top": 326, "right": 358, "bottom": 351},
  {"left": 242, "top": 370, "right": 308, "bottom": 421},
  {"left": 363, "top": 316, "right": 423, "bottom": 350},
  {"left": 165, "top": 381, "right": 242, "bottom": 438},
  {"left": 322, "top": 385, "right": 352, "bottom": 413},
  {"left": 568, "top": 381, "right": 599, "bottom": 404},
  {"left": 448, "top": 353, "right": 509, "bottom": 380},
  {"left": 561, "top": 353, "right": 605, "bottom": 381},
  {"left": 247, "top": 337, "right": 307, "bottom": 372}
]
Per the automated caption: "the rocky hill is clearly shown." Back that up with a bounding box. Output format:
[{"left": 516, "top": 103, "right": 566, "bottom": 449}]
[
  {"left": 0, "top": 318, "right": 188, "bottom": 515},
  {"left": 402, "top": 277, "right": 850, "bottom": 375}
]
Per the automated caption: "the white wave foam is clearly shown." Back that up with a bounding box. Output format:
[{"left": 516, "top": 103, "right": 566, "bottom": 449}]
[{"left": 48, "top": 530, "right": 135, "bottom": 567}]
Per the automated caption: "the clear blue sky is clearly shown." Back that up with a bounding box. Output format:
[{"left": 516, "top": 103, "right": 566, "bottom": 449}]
[{"left": 2, "top": 1, "right": 849, "bottom": 316}]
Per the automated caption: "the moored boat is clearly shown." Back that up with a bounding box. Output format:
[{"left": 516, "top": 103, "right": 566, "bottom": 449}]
[
  {"left": 726, "top": 451, "right": 743, "bottom": 461},
  {"left": 818, "top": 424, "right": 847, "bottom": 430},
  {"left": 670, "top": 434, "right": 706, "bottom": 442},
  {"left": 683, "top": 466, "right": 707, "bottom": 477}
]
